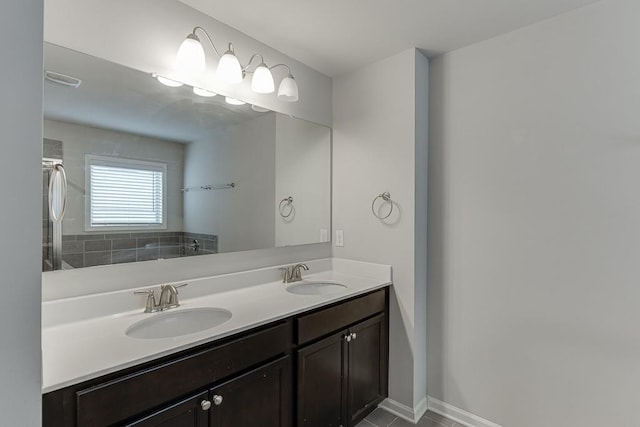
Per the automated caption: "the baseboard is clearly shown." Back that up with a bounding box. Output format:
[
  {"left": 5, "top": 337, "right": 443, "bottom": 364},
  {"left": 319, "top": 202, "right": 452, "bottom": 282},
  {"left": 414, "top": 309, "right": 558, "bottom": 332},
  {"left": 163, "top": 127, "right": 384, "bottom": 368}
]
[
  {"left": 378, "top": 395, "right": 428, "bottom": 423},
  {"left": 427, "top": 397, "right": 503, "bottom": 427}
]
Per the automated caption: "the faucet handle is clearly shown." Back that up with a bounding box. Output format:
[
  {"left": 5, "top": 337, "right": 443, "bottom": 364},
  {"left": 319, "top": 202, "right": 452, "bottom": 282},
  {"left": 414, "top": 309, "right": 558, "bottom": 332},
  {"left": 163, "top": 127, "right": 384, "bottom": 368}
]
[
  {"left": 134, "top": 289, "right": 156, "bottom": 313},
  {"left": 279, "top": 267, "right": 292, "bottom": 283}
]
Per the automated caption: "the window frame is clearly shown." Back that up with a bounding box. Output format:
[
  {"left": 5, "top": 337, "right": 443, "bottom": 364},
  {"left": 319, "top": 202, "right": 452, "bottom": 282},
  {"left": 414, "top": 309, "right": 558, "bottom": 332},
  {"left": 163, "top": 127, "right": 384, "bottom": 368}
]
[{"left": 84, "top": 154, "right": 168, "bottom": 232}]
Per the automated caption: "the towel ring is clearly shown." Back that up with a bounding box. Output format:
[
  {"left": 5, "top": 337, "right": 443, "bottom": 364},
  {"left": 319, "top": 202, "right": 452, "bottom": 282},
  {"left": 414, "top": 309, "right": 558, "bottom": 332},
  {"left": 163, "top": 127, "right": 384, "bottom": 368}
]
[
  {"left": 371, "top": 192, "right": 393, "bottom": 219},
  {"left": 279, "top": 196, "right": 294, "bottom": 218}
]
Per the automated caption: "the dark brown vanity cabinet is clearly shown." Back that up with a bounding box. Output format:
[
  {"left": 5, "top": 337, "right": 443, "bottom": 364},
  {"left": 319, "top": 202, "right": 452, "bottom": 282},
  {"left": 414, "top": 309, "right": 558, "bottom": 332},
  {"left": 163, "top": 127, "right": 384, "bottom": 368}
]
[
  {"left": 125, "top": 392, "right": 209, "bottom": 427},
  {"left": 43, "top": 287, "right": 388, "bottom": 427},
  {"left": 209, "top": 356, "right": 291, "bottom": 427},
  {"left": 127, "top": 357, "right": 291, "bottom": 427},
  {"left": 296, "top": 290, "right": 388, "bottom": 427}
]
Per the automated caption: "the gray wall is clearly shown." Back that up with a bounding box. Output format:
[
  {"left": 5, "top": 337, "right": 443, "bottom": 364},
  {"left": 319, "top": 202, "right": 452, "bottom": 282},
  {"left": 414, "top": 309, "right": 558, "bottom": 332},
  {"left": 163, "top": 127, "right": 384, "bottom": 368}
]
[
  {"left": 183, "top": 114, "right": 277, "bottom": 253},
  {"left": 428, "top": 0, "right": 640, "bottom": 425},
  {"left": 333, "top": 48, "right": 429, "bottom": 416},
  {"left": 0, "top": 0, "right": 43, "bottom": 424},
  {"left": 275, "top": 114, "right": 331, "bottom": 247}
]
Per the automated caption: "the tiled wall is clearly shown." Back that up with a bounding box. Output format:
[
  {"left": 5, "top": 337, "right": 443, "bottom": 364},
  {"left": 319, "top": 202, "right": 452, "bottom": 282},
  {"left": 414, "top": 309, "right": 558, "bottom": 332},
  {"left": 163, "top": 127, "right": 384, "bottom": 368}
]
[{"left": 61, "top": 231, "right": 218, "bottom": 268}]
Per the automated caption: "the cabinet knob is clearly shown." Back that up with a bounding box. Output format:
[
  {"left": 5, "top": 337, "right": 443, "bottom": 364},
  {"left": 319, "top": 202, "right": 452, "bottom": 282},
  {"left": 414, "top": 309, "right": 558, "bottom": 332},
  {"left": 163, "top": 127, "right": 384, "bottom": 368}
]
[
  {"left": 344, "top": 334, "right": 352, "bottom": 342},
  {"left": 351, "top": 332, "right": 357, "bottom": 340},
  {"left": 213, "top": 394, "right": 223, "bottom": 405},
  {"left": 201, "top": 400, "right": 211, "bottom": 411}
]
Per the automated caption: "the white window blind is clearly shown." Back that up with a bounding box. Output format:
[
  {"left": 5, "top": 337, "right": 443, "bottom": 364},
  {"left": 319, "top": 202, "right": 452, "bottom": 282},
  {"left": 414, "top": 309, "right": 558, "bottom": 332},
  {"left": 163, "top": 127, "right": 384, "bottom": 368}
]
[{"left": 86, "top": 156, "right": 166, "bottom": 229}]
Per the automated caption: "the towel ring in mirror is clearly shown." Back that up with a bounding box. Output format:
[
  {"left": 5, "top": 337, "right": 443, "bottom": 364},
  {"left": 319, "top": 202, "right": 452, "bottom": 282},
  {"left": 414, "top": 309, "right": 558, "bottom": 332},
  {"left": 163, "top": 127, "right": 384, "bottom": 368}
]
[{"left": 279, "top": 196, "right": 294, "bottom": 218}]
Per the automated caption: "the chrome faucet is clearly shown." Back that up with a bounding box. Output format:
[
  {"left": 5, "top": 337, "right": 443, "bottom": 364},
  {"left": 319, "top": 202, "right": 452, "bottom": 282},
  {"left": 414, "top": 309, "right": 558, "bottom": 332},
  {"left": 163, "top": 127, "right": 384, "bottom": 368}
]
[
  {"left": 280, "top": 263, "right": 309, "bottom": 283},
  {"left": 134, "top": 283, "right": 188, "bottom": 313}
]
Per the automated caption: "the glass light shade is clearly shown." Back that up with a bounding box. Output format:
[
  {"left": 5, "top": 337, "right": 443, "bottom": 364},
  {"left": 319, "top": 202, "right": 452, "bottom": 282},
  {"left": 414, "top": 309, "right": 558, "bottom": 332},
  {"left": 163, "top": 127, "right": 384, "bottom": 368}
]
[
  {"left": 156, "top": 75, "right": 184, "bottom": 87},
  {"left": 251, "top": 64, "right": 275, "bottom": 94},
  {"left": 277, "top": 74, "right": 299, "bottom": 102},
  {"left": 225, "top": 97, "right": 246, "bottom": 106},
  {"left": 176, "top": 34, "right": 206, "bottom": 72},
  {"left": 251, "top": 104, "right": 270, "bottom": 113},
  {"left": 193, "top": 87, "right": 217, "bottom": 97},
  {"left": 217, "top": 47, "right": 243, "bottom": 84}
]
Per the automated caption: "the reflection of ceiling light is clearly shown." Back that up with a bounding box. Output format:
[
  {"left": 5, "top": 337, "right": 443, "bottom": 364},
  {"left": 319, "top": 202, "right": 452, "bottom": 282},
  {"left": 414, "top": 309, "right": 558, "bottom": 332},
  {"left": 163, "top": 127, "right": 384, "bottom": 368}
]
[
  {"left": 155, "top": 75, "right": 184, "bottom": 87},
  {"left": 175, "top": 27, "right": 299, "bottom": 102},
  {"left": 225, "top": 97, "right": 246, "bottom": 106},
  {"left": 251, "top": 63, "right": 274, "bottom": 94},
  {"left": 277, "top": 74, "right": 299, "bottom": 102},
  {"left": 251, "top": 104, "right": 270, "bottom": 113},
  {"left": 176, "top": 33, "right": 206, "bottom": 72},
  {"left": 193, "top": 87, "right": 217, "bottom": 97}
]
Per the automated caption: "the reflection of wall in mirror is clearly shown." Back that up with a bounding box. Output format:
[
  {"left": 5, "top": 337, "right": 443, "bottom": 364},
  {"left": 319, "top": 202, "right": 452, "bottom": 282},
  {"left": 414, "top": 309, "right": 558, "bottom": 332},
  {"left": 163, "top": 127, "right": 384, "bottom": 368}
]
[
  {"left": 43, "top": 119, "right": 185, "bottom": 235},
  {"left": 183, "top": 113, "right": 277, "bottom": 253},
  {"left": 275, "top": 115, "right": 331, "bottom": 247}
]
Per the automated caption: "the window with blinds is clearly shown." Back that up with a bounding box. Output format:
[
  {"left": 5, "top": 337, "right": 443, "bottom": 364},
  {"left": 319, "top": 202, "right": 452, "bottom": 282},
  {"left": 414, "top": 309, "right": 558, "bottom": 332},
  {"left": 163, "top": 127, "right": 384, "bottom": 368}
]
[{"left": 85, "top": 155, "right": 167, "bottom": 230}]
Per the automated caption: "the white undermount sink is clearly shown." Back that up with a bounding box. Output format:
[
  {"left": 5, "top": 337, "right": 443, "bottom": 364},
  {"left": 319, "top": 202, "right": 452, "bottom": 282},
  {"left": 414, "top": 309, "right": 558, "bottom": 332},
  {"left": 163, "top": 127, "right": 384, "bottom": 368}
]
[
  {"left": 286, "top": 281, "right": 347, "bottom": 296},
  {"left": 126, "top": 307, "right": 232, "bottom": 339}
]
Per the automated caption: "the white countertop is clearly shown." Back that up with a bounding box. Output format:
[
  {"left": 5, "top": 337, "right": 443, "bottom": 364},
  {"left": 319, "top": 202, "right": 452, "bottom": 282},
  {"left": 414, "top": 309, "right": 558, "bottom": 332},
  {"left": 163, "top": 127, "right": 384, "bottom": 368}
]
[{"left": 42, "top": 258, "right": 391, "bottom": 393}]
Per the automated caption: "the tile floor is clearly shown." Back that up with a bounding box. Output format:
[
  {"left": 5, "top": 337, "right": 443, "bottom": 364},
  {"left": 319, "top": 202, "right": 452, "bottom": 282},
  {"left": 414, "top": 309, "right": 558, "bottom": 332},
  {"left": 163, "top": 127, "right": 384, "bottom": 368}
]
[{"left": 356, "top": 408, "right": 466, "bottom": 427}]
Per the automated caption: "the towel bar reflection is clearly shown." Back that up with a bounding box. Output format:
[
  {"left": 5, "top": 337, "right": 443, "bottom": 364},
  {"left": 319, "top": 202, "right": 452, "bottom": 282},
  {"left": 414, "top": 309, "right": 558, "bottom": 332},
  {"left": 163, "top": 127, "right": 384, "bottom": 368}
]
[{"left": 181, "top": 183, "right": 236, "bottom": 192}]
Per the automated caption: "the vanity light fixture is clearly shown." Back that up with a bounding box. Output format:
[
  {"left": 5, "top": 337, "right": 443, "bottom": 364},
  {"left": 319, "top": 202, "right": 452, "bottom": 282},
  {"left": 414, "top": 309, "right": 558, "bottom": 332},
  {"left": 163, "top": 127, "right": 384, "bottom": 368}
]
[
  {"left": 176, "top": 27, "right": 299, "bottom": 102},
  {"left": 154, "top": 74, "right": 184, "bottom": 87},
  {"left": 225, "top": 96, "right": 246, "bottom": 106},
  {"left": 276, "top": 70, "right": 299, "bottom": 102},
  {"left": 193, "top": 87, "right": 217, "bottom": 97},
  {"left": 176, "top": 33, "right": 206, "bottom": 72},
  {"left": 245, "top": 54, "right": 274, "bottom": 94},
  {"left": 217, "top": 43, "right": 243, "bottom": 84}
]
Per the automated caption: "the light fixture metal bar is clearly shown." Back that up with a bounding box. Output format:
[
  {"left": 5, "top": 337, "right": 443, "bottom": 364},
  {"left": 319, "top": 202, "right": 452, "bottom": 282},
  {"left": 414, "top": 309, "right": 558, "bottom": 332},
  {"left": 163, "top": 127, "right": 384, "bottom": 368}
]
[{"left": 192, "top": 26, "right": 223, "bottom": 58}]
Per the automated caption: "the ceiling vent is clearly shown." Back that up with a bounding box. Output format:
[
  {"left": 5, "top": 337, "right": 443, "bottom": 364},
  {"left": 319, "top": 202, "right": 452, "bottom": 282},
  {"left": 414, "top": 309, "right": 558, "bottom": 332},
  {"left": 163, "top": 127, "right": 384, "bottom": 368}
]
[{"left": 44, "top": 70, "right": 82, "bottom": 88}]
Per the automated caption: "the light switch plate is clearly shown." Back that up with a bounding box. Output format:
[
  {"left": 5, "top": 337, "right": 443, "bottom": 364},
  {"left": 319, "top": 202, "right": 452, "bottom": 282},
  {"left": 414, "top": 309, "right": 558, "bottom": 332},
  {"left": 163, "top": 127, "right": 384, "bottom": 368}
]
[
  {"left": 336, "top": 230, "right": 344, "bottom": 247},
  {"left": 320, "top": 229, "right": 328, "bottom": 242}
]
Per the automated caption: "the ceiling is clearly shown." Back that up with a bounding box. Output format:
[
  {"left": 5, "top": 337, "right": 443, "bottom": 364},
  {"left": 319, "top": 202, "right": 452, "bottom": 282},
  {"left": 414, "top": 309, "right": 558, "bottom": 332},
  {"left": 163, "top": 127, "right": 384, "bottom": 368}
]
[
  {"left": 44, "top": 43, "right": 265, "bottom": 143},
  {"left": 179, "top": 0, "right": 600, "bottom": 77}
]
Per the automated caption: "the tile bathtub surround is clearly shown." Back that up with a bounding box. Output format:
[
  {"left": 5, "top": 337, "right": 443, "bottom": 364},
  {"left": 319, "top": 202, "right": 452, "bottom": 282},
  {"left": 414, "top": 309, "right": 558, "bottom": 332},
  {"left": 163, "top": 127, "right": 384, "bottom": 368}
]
[
  {"left": 61, "top": 231, "right": 218, "bottom": 268},
  {"left": 356, "top": 409, "right": 466, "bottom": 427}
]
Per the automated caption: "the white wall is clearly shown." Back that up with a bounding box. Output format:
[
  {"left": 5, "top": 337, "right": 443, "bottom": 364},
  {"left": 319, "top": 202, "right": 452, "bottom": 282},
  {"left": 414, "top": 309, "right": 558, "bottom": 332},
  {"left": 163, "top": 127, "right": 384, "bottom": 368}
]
[
  {"left": 428, "top": 1, "right": 640, "bottom": 426},
  {"left": 0, "top": 0, "right": 43, "bottom": 424},
  {"left": 333, "top": 48, "right": 429, "bottom": 416},
  {"left": 44, "top": 0, "right": 331, "bottom": 127},
  {"left": 275, "top": 115, "right": 331, "bottom": 246},
  {"left": 43, "top": 119, "right": 185, "bottom": 234},
  {"left": 183, "top": 114, "right": 276, "bottom": 252}
]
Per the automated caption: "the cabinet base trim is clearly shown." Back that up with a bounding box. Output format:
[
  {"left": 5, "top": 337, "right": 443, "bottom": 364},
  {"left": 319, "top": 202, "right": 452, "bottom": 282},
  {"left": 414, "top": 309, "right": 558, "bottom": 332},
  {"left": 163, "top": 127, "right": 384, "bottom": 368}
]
[
  {"left": 427, "top": 397, "right": 503, "bottom": 427},
  {"left": 378, "top": 395, "right": 427, "bottom": 423}
]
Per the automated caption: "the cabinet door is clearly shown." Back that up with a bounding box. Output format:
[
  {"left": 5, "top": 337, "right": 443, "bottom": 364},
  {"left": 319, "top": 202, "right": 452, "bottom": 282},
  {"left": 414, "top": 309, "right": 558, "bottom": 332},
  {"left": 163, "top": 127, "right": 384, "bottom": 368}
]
[
  {"left": 347, "top": 314, "right": 388, "bottom": 426},
  {"left": 210, "top": 356, "right": 292, "bottom": 427},
  {"left": 297, "top": 331, "right": 348, "bottom": 427},
  {"left": 125, "top": 391, "right": 209, "bottom": 427}
]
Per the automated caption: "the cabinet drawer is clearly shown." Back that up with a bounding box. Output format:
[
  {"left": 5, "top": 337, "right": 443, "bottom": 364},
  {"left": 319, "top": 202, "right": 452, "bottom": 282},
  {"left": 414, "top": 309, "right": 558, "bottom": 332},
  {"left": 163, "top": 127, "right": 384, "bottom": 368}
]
[
  {"left": 76, "top": 320, "right": 291, "bottom": 426},
  {"left": 296, "top": 289, "right": 386, "bottom": 345}
]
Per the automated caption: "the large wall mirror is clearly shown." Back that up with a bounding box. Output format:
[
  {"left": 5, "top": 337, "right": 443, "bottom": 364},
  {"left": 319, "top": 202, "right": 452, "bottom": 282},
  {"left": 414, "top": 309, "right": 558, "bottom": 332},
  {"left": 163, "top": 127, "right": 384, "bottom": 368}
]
[{"left": 42, "top": 43, "right": 331, "bottom": 272}]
